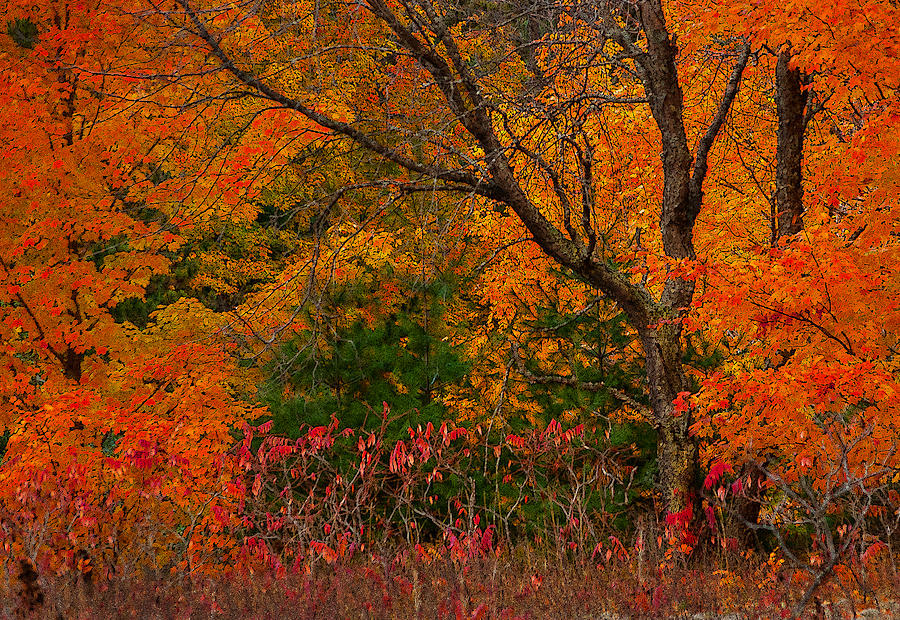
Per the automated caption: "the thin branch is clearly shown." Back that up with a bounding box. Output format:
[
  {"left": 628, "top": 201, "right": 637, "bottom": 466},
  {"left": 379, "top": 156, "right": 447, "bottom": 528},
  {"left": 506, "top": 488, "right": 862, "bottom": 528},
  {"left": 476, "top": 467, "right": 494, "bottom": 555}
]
[
  {"left": 509, "top": 343, "right": 652, "bottom": 418},
  {"left": 691, "top": 43, "right": 751, "bottom": 193},
  {"left": 175, "top": 0, "right": 489, "bottom": 192}
]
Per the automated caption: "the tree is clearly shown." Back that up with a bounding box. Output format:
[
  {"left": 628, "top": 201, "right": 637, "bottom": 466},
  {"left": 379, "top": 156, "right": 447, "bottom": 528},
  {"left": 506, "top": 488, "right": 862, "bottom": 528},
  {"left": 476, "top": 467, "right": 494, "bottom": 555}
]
[
  {"left": 136, "top": 0, "right": 757, "bottom": 518},
  {"left": 689, "top": 0, "right": 900, "bottom": 553},
  {"left": 3, "top": 0, "right": 896, "bottom": 580},
  {"left": 0, "top": 0, "right": 261, "bottom": 573},
  {"left": 108, "top": 0, "right": 898, "bottom": 522}
]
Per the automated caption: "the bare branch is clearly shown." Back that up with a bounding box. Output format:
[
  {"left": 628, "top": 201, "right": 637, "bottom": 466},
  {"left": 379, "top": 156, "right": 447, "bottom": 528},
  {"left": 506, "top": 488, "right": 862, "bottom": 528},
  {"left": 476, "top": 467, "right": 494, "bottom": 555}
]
[{"left": 691, "top": 42, "right": 751, "bottom": 193}]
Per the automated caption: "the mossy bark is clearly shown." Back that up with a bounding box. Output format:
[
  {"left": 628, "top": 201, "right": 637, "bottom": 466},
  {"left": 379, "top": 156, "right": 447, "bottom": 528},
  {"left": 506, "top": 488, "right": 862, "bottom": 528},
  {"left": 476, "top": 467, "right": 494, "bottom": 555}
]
[{"left": 640, "top": 321, "right": 699, "bottom": 515}]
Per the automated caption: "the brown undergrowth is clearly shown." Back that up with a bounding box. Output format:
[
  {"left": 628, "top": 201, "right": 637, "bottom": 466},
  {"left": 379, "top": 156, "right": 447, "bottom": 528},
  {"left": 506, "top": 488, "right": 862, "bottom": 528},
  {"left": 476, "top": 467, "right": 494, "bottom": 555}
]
[{"left": 5, "top": 544, "right": 899, "bottom": 619}]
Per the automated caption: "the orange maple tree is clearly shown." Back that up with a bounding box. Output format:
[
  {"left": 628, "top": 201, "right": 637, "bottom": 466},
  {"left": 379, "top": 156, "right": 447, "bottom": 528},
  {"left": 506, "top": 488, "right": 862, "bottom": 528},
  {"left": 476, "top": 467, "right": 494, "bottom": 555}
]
[
  {"left": 134, "top": 0, "right": 756, "bottom": 516},
  {"left": 0, "top": 0, "right": 263, "bottom": 575},
  {"left": 684, "top": 0, "right": 900, "bottom": 548}
]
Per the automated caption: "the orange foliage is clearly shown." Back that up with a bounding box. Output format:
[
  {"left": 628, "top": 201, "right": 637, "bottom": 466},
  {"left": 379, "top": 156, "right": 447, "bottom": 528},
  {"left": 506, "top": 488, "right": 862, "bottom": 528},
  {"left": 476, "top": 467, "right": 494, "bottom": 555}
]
[
  {"left": 1, "top": 0, "right": 899, "bottom": 589},
  {"left": 0, "top": 0, "right": 259, "bottom": 576}
]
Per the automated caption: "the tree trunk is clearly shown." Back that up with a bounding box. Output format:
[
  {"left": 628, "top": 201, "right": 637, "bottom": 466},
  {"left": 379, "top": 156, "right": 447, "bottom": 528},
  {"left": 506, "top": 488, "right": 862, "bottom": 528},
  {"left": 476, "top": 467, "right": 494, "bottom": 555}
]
[
  {"left": 775, "top": 48, "right": 809, "bottom": 241},
  {"left": 640, "top": 322, "right": 698, "bottom": 515},
  {"left": 723, "top": 463, "right": 766, "bottom": 548},
  {"left": 725, "top": 47, "right": 810, "bottom": 548}
]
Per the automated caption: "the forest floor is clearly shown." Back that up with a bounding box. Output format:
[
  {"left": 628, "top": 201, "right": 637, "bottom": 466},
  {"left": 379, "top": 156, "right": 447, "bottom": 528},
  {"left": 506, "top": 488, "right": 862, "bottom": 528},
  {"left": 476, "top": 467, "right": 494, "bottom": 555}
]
[{"left": 6, "top": 552, "right": 900, "bottom": 619}]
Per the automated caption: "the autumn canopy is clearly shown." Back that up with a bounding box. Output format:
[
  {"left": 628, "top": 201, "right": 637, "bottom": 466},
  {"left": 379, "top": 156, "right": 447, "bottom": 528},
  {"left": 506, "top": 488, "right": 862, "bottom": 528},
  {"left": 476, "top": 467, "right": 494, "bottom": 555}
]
[{"left": 1, "top": 0, "right": 899, "bottom": 612}]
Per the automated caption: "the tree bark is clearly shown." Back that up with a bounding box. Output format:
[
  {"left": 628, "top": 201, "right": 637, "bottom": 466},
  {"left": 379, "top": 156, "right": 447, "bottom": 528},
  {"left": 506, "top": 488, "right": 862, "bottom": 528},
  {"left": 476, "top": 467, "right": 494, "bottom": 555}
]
[
  {"left": 640, "top": 322, "right": 698, "bottom": 513},
  {"left": 775, "top": 48, "right": 809, "bottom": 241}
]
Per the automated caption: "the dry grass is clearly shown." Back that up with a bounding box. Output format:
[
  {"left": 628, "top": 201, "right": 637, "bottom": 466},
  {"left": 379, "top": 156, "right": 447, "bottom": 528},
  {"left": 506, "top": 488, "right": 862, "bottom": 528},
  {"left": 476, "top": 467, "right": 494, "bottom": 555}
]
[{"left": 5, "top": 546, "right": 899, "bottom": 619}]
